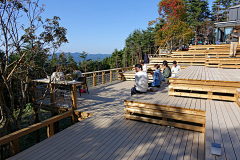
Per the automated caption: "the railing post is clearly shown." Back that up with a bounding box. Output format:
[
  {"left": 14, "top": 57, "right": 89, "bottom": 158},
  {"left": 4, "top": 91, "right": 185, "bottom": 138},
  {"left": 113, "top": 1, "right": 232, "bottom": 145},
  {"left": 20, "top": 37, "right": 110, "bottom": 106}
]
[
  {"left": 50, "top": 83, "right": 58, "bottom": 133},
  {"left": 93, "top": 73, "right": 96, "bottom": 86},
  {"left": 10, "top": 138, "right": 20, "bottom": 155},
  {"left": 32, "top": 81, "right": 40, "bottom": 143},
  {"left": 71, "top": 84, "right": 78, "bottom": 124},
  {"left": 116, "top": 69, "right": 119, "bottom": 80},
  {"left": 47, "top": 123, "right": 54, "bottom": 137},
  {"left": 82, "top": 74, "right": 86, "bottom": 89},
  {"left": 110, "top": 71, "right": 113, "bottom": 82},
  {"left": 102, "top": 71, "right": 105, "bottom": 84}
]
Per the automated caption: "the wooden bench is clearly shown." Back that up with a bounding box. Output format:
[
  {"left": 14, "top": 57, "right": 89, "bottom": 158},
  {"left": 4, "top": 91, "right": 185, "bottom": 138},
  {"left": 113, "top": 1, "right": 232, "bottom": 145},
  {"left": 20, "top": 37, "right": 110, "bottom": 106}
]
[
  {"left": 124, "top": 86, "right": 206, "bottom": 133},
  {"left": 206, "top": 58, "right": 240, "bottom": 68}
]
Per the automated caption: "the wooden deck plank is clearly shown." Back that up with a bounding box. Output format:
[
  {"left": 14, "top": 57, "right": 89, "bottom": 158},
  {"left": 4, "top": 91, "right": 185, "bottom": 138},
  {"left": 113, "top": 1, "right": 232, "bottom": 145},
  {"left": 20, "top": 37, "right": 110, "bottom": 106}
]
[
  {"left": 77, "top": 120, "right": 136, "bottom": 160},
  {"left": 106, "top": 123, "right": 151, "bottom": 160},
  {"left": 169, "top": 129, "right": 184, "bottom": 159},
  {"left": 152, "top": 128, "right": 175, "bottom": 159},
  {"left": 176, "top": 130, "right": 189, "bottom": 160},
  {"left": 140, "top": 127, "right": 168, "bottom": 160},
  {"left": 205, "top": 100, "right": 216, "bottom": 160},
  {"left": 56, "top": 119, "right": 130, "bottom": 159},
  {"left": 198, "top": 133, "right": 205, "bottom": 160},
  {"left": 162, "top": 128, "right": 180, "bottom": 160},
  {"left": 95, "top": 122, "right": 147, "bottom": 160},
  {"left": 183, "top": 131, "right": 194, "bottom": 160},
  {"left": 119, "top": 124, "right": 158, "bottom": 160},
  {"left": 129, "top": 125, "right": 162, "bottom": 160},
  {"left": 191, "top": 132, "right": 199, "bottom": 160}
]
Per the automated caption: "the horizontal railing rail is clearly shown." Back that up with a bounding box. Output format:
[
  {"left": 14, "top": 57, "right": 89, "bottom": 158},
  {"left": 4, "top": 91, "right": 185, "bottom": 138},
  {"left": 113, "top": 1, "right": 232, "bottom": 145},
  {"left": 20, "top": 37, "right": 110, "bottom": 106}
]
[
  {"left": 0, "top": 110, "right": 73, "bottom": 155},
  {"left": 82, "top": 67, "right": 134, "bottom": 86}
]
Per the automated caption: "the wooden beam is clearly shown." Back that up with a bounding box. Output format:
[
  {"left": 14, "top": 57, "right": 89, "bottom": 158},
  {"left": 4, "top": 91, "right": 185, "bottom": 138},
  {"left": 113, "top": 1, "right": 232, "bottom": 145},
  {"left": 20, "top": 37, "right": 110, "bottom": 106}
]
[
  {"left": 0, "top": 110, "right": 73, "bottom": 146},
  {"left": 124, "top": 102, "right": 206, "bottom": 116},
  {"left": 124, "top": 107, "right": 205, "bottom": 124},
  {"left": 124, "top": 114, "right": 205, "bottom": 133},
  {"left": 169, "top": 91, "right": 235, "bottom": 101}
]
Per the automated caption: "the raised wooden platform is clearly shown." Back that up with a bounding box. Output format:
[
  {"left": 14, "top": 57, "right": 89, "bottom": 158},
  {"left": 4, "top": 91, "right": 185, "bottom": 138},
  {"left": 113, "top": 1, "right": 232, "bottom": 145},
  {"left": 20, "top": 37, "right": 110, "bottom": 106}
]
[
  {"left": 148, "top": 44, "right": 240, "bottom": 69},
  {"left": 123, "top": 82, "right": 240, "bottom": 160},
  {"left": 124, "top": 85, "right": 206, "bottom": 133},
  {"left": 169, "top": 66, "right": 240, "bottom": 102}
]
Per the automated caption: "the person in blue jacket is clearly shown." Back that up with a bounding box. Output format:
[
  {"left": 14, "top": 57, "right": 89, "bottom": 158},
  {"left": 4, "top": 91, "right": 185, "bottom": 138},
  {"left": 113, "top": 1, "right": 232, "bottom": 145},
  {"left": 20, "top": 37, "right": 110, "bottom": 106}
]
[{"left": 149, "top": 64, "right": 163, "bottom": 87}]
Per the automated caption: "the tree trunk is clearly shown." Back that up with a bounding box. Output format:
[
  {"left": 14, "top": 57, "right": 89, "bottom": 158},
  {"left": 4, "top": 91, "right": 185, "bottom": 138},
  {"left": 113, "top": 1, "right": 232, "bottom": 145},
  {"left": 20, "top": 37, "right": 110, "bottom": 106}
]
[
  {"left": 195, "top": 26, "right": 198, "bottom": 45},
  {"left": 217, "top": 2, "right": 220, "bottom": 22}
]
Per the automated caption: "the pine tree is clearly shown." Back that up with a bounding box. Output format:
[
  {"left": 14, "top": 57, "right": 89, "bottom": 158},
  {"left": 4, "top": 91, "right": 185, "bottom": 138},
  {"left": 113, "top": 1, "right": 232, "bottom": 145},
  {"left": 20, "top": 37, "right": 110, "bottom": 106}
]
[
  {"left": 79, "top": 51, "right": 89, "bottom": 72},
  {"left": 185, "top": 0, "right": 210, "bottom": 45},
  {"left": 212, "top": 0, "right": 239, "bottom": 22},
  {"left": 67, "top": 53, "right": 77, "bottom": 72}
]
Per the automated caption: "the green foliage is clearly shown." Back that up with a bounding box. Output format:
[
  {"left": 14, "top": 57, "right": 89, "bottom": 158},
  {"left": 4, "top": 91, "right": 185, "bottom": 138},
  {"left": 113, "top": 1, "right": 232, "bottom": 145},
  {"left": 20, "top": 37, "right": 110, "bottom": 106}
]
[{"left": 212, "top": 0, "right": 238, "bottom": 22}]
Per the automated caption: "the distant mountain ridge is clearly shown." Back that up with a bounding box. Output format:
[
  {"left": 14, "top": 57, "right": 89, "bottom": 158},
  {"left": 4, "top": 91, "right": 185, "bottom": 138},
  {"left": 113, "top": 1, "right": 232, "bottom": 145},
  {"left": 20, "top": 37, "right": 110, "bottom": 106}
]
[{"left": 49, "top": 52, "right": 111, "bottom": 63}]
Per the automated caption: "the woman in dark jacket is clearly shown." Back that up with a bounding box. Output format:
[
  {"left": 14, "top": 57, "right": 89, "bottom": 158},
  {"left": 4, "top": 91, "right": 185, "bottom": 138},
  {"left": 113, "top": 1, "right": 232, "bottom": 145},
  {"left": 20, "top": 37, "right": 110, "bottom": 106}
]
[{"left": 162, "top": 61, "right": 171, "bottom": 83}]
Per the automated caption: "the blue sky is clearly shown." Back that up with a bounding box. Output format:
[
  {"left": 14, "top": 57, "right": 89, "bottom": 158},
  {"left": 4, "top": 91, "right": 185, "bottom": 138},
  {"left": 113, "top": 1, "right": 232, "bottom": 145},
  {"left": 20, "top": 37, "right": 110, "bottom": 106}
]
[{"left": 39, "top": 0, "right": 215, "bottom": 54}]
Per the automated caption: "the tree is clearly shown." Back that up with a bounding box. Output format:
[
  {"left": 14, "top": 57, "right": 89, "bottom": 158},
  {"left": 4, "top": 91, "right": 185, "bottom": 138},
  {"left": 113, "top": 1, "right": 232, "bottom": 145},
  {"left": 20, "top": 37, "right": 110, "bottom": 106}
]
[
  {"left": 150, "top": 0, "right": 194, "bottom": 51},
  {"left": 184, "top": 0, "right": 210, "bottom": 45},
  {"left": 0, "top": 0, "right": 68, "bottom": 136},
  {"left": 79, "top": 51, "right": 89, "bottom": 72},
  {"left": 67, "top": 53, "right": 77, "bottom": 72},
  {"left": 212, "top": 0, "right": 238, "bottom": 22}
]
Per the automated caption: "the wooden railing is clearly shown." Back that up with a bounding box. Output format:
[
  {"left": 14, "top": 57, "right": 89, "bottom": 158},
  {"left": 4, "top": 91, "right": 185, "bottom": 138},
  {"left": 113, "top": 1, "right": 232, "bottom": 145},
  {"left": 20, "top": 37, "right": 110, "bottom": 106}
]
[
  {"left": 82, "top": 67, "right": 134, "bottom": 86},
  {"left": 0, "top": 110, "right": 73, "bottom": 156}
]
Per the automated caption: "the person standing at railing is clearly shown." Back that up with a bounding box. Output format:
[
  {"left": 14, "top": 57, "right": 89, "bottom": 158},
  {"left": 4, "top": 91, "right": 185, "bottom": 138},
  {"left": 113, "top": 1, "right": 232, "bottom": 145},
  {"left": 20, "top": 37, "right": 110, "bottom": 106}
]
[
  {"left": 230, "top": 28, "right": 239, "bottom": 58},
  {"left": 131, "top": 64, "right": 149, "bottom": 96}
]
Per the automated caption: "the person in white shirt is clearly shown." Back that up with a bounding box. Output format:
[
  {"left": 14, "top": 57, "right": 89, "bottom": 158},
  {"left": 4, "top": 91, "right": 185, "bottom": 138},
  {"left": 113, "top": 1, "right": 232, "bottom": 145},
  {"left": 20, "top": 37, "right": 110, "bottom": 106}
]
[
  {"left": 141, "top": 61, "right": 147, "bottom": 72},
  {"left": 171, "top": 61, "right": 181, "bottom": 74},
  {"left": 131, "top": 64, "right": 149, "bottom": 96}
]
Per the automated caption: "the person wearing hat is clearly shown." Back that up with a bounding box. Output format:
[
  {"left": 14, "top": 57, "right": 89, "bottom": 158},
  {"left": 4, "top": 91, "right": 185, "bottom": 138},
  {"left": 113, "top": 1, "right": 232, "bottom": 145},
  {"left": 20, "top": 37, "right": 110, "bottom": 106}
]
[{"left": 230, "top": 28, "right": 239, "bottom": 57}]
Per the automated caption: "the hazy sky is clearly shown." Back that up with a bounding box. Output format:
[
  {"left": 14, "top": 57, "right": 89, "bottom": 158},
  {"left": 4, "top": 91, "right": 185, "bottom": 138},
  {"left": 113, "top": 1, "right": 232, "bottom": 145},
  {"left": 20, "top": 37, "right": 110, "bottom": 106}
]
[{"left": 39, "top": 0, "right": 215, "bottom": 54}]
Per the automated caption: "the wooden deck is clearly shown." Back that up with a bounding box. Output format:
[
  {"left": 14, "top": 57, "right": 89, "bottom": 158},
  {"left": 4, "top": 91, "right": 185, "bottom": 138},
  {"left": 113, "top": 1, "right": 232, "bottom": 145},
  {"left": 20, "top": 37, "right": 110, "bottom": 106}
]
[
  {"left": 9, "top": 81, "right": 205, "bottom": 160},
  {"left": 169, "top": 66, "right": 240, "bottom": 102},
  {"left": 8, "top": 80, "right": 240, "bottom": 159},
  {"left": 123, "top": 83, "right": 240, "bottom": 160}
]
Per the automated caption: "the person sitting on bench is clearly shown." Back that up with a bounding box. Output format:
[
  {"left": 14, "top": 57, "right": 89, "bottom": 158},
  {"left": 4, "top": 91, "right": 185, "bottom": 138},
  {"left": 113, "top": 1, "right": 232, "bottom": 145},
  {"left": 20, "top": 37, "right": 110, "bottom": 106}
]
[
  {"left": 149, "top": 64, "right": 163, "bottom": 87},
  {"left": 162, "top": 61, "right": 171, "bottom": 83},
  {"left": 131, "top": 64, "right": 149, "bottom": 96},
  {"left": 171, "top": 61, "right": 181, "bottom": 74}
]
